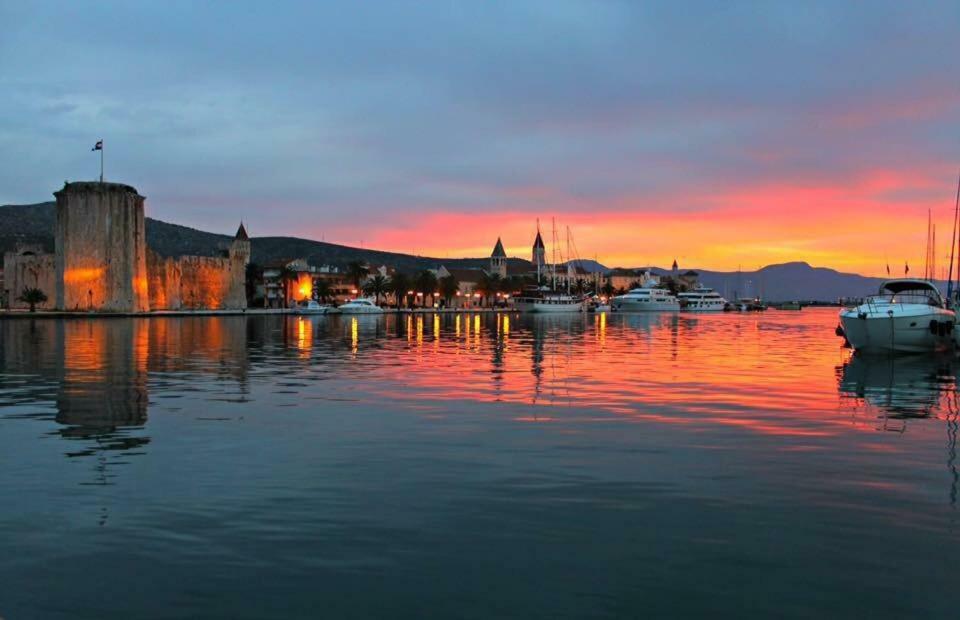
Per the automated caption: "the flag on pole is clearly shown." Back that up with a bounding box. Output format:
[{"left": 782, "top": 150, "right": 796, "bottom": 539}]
[
  {"left": 905, "top": 261, "right": 910, "bottom": 275},
  {"left": 92, "top": 140, "right": 103, "bottom": 151},
  {"left": 886, "top": 263, "right": 890, "bottom": 276}
]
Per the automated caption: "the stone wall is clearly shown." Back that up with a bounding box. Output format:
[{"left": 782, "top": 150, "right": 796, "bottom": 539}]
[
  {"left": 146, "top": 248, "right": 248, "bottom": 310},
  {"left": 3, "top": 246, "right": 56, "bottom": 310},
  {"left": 54, "top": 182, "right": 149, "bottom": 312}
]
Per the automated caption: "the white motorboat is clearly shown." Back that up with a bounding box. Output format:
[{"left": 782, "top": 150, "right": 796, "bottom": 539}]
[
  {"left": 292, "top": 300, "right": 340, "bottom": 315},
  {"left": 611, "top": 283, "right": 680, "bottom": 312},
  {"left": 678, "top": 285, "right": 728, "bottom": 312},
  {"left": 338, "top": 298, "right": 384, "bottom": 314},
  {"left": 838, "top": 279, "right": 955, "bottom": 354}
]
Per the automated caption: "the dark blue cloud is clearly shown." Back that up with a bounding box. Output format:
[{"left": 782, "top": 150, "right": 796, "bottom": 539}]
[{"left": 1, "top": 0, "right": 957, "bottom": 236}]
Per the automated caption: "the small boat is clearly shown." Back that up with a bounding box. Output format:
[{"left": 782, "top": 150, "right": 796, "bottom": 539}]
[
  {"left": 838, "top": 279, "right": 955, "bottom": 354},
  {"left": 612, "top": 283, "right": 680, "bottom": 312},
  {"left": 779, "top": 301, "right": 802, "bottom": 311},
  {"left": 678, "top": 285, "right": 728, "bottom": 312},
  {"left": 735, "top": 297, "right": 767, "bottom": 311},
  {"left": 338, "top": 298, "right": 384, "bottom": 314},
  {"left": 292, "top": 300, "right": 340, "bottom": 315}
]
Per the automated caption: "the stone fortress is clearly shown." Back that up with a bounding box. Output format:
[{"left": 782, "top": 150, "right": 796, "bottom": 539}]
[{"left": 3, "top": 181, "right": 249, "bottom": 312}]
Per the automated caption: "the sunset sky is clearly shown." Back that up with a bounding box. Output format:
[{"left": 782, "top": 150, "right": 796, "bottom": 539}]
[{"left": 1, "top": 1, "right": 958, "bottom": 276}]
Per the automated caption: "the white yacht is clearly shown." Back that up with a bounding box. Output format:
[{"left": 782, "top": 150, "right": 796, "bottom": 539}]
[
  {"left": 338, "top": 298, "right": 384, "bottom": 314},
  {"left": 678, "top": 285, "right": 728, "bottom": 312},
  {"left": 292, "top": 300, "right": 340, "bottom": 315},
  {"left": 839, "top": 279, "right": 955, "bottom": 354},
  {"left": 611, "top": 283, "right": 680, "bottom": 312}
]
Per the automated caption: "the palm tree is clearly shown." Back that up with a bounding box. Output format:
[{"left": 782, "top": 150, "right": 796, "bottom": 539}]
[
  {"left": 477, "top": 272, "right": 504, "bottom": 306},
  {"left": 17, "top": 287, "right": 47, "bottom": 312},
  {"left": 389, "top": 272, "right": 412, "bottom": 308},
  {"left": 363, "top": 274, "right": 389, "bottom": 306},
  {"left": 573, "top": 278, "right": 587, "bottom": 296},
  {"left": 346, "top": 260, "right": 368, "bottom": 292},
  {"left": 439, "top": 275, "right": 459, "bottom": 307},
  {"left": 281, "top": 265, "right": 300, "bottom": 307},
  {"left": 314, "top": 279, "right": 333, "bottom": 303},
  {"left": 601, "top": 281, "right": 615, "bottom": 300},
  {"left": 415, "top": 270, "right": 438, "bottom": 307}
]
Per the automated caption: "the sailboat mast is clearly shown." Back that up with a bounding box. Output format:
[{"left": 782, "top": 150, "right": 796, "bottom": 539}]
[
  {"left": 551, "top": 217, "right": 557, "bottom": 290},
  {"left": 947, "top": 170, "right": 960, "bottom": 302}
]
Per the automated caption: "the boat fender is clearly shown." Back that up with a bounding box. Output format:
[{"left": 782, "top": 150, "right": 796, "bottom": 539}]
[
  {"left": 930, "top": 320, "right": 939, "bottom": 335},
  {"left": 835, "top": 325, "right": 844, "bottom": 338}
]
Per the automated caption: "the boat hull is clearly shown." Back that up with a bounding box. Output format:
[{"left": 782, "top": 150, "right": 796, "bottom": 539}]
[
  {"left": 839, "top": 307, "right": 955, "bottom": 354},
  {"left": 514, "top": 300, "right": 584, "bottom": 313},
  {"left": 612, "top": 300, "right": 680, "bottom": 312}
]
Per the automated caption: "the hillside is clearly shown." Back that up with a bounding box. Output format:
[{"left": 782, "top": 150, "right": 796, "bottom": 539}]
[{"left": 649, "top": 262, "right": 885, "bottom": 302}]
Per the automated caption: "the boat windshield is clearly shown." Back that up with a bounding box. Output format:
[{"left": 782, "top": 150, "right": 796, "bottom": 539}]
[{"left": 870, "top": 280, "right": 943, "bottom": 306}]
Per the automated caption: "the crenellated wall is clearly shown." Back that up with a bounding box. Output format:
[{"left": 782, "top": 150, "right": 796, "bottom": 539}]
[{"left": 147, "top": 247, "right": 248, "bottom": 310}]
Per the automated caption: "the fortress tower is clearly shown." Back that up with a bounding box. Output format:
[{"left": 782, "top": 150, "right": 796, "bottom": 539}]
[
  {"left": 54, "top": 182, "right": 149, "bottom": 312},
  {"left": 490, "top": 237, "right": 507, "bottom": 278}
]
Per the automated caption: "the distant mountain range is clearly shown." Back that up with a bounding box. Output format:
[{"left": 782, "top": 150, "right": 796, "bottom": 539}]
[{"left": 0, "top": 201, "right": 897, "bottom": 302}]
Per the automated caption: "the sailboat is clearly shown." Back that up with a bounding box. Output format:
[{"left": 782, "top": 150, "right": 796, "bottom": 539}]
[{"left": 512, "top": 220, "right": 585, "bottom": 313}]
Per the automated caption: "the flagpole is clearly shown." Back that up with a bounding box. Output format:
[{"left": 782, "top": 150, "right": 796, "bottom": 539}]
[{"left": 100, "top": 143, "right": 104, "bottom": 183}]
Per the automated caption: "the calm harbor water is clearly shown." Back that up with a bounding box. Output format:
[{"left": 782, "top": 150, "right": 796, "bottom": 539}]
[{"left": 1, "top": 309, "right": 959, "bottom": 618}]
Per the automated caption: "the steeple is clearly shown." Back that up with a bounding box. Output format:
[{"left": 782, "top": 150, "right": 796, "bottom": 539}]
[
  {"left": 235, "top": 221, "right": 249, "bottom": 241},
  {"left": 490, "top": 237, "right": 507, "bottom": 277},
  {"left": 532, "top": 222, "right": 546, "bottom": 271}
]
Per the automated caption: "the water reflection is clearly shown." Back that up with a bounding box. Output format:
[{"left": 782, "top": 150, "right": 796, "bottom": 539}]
[
  {"left": 4, "top": 311, "right": 960, "bottom": 471},
  {"left": 5, "top": 310, "right": 960, "bottom": 617},
  {"left": 838, "top": 354, "right": 954, "bottom": 422}
]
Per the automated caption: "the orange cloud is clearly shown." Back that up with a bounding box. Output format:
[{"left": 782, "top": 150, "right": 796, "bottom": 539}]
[{"left": 310, "top": 164, "right": 958, "bottom": 277}]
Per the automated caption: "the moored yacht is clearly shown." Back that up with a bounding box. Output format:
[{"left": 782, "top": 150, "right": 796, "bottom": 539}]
[
  {"left": 678, "top": 285, "right": 728, "bottom": 312},
  {"left": 838, "top": 279, "right": 955, "bottom": 354},
  {"left": 512, "top": 287, "right": 585, "bottom": 313},
  {"left": 611, "top": 283, "right": 680, "bottom": 312},
  {"left": 292, "top": 300, "right": 340, "bottom": 315},
  {"left": 338, "top": 298, "right": 384, "bottom": 314}
]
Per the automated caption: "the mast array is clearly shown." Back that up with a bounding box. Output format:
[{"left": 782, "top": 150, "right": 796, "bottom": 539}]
[{"left": 948, "top": 170, "right": 960, "bottom": 302}]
